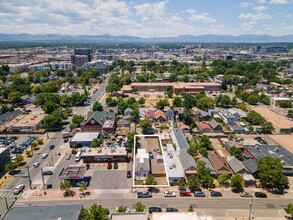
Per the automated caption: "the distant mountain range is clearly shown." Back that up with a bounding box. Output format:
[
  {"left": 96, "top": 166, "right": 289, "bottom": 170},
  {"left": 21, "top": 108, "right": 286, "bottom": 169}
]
[{"left": 0, "top": 33, "right": 293, "bottom": 43}]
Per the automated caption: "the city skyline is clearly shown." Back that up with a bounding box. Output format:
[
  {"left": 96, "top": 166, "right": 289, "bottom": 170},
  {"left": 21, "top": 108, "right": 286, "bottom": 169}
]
[{"left": 0, "top": 0, "right": 293, "bottom": 37}]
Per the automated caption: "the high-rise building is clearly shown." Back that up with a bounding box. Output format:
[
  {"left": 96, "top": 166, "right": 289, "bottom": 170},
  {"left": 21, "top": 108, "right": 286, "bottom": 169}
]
[{"left": 73, "top": 48, "right": 92, "bottom": 62}]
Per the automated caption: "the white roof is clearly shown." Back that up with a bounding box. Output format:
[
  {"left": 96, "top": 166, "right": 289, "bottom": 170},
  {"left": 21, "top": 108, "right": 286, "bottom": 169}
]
[
  {"left": 153, "top": 212, "right": 199, "bottom": 220},
  {"left": 163, "top": 151, "right": 184, "bottom": 178},
  {"left": 136, "top": 149, "right": 149, "bottom": 163},
  {"left": 71, "top": 132, "right": 100, "bottom": 142}
]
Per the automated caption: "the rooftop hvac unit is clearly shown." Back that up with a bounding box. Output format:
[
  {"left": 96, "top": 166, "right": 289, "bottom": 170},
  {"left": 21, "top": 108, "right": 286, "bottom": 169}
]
[
  {"left": 281, "top": 160, "right": 285, "bottom": 165},
  {"left": 274, "top": 148, "right": 279, "bottom": 152},
  {"left": 280, "top": 155, "right": 284, "bottom": 158},
  {"left": 255, "top": 145, "right": 259, "bottom": 150}
]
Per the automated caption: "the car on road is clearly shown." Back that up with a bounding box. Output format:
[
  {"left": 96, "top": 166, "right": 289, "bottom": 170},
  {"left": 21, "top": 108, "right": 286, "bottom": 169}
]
[
  {"left": 179, "top": 189, "right": 191, "bottom": 197},
  {"left": 137, "top": 191, "right": 152, "bottom": 198},
  {"left": 41, "top": 153, "right": 48, "bottom": 159},
  {"left": 107, "top": 162, "right": 112, "bottom": 169},
  {"left": 42, "top": 171, "right": 53, "bottom": 175},
  {"left": 114, "top": 162, "right": 118, "bottom": 169},
  {"left": 164, "top": 191, "right": 176, "bottom": 197},
  {"left": 210, "top": 190, "right": 222, "bottom": 197},
  {"left": 240, "top": 192, "right": 252, "bottom": 197},
  {"left": 194, "top": 190, "right": 206, "bottom": 197},
  {"left": 255, "top": 192, "right": 267, "bottom": 198},
  {"left": 64, "top": 138, "right": 69, "bottom": 143},
  {"left": 127, "top": 171, "right": 132, "bottom": 178},
  {"left": 33, "top": 162, "right": 40, "bottom": 168},
  {"left": 13, "top": 184, "right": 25, "bottom": 195},
  {"left": 149, "top": 152, "right": 154, "bottom": 159},
  {"left": 149, "top": 207, "right": 162, "bottom": 214},
  {"left": 166, "top": 207, "right": 179, "bottom": 212},
  {"left": 66, "top": 154, "right": 71, "bottom": 160},
  {"left": 49, "top": 145, "right": 55, "bottom": 150}
]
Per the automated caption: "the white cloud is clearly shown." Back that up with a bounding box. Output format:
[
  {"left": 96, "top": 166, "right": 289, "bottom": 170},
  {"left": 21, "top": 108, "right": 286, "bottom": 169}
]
[
  {"left": 253, "top": 5, "right": 267, "bottom": 11},
  {"left": 240, "top": 21, "right": 256, "bottom": 30},
  {"left": 261, "top": 24, "right": 272, "bottom": 30},
  {"left": 269, "top": 0, "right": 289, "bottom": 4},
  {"left": 257, "top": 0, "right": 266, "bottom": 3},
  {"left": 185, "top": 9, "right": 197, "bottom": 14},
  {"left": 134, "top": 1, "right": 166, "bottom": 21},
  {"left": 238, "top": 12, "right": 272, "bottom": 21},
  {"left": 240, "top": 2, "right": 254, "bottom": 8},
  {"left": 278, "top": 12, "right": 291, "bottom": 17},
  {"left": 189, "top": 13, "right": 217, "bottom": 23}
]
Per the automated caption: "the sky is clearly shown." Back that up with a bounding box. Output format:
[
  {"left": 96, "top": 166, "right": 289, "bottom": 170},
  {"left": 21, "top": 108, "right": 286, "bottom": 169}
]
[{"left": 0, "top": 0, "right": 293, "bottom": 37}]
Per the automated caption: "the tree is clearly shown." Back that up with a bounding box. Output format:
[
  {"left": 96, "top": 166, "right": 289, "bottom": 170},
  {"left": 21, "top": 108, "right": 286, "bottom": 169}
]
[
  {"left": 140, "top": 119, "right": 152, "bottom": 130},
  {"left": 31, "top": 84, "right": 43, "bottom": 94},
  {"left": 176, "top": 178, "right": 186, "bottom": 189},
  {"left": 145, "top": 174, "right": 157, "bottom": 185},
  {"left": 198, "top": 135, "right": 211, "bottom": 149},
  {"left": 156, "top": 99, "right": 169, "bottom": 110},
  {"left": 90, "top": 138, "right": 100, "bottom": 148},
  {"left": 131, "top": 109, "right": 140, "bottom": 123},
  {"left": 79, "top": 182, "right": 87, "bottom": 196},
  {"left": 88, "top": 204, "right": 109, "bottom": 220},
  {"left": 106, "top": 83, "right": 120, "bottom": 94},
  {"left": 257, "top": 156, "right": 288, "bottom": 190},
  {"left": 196, "top": 160, "right": 214, "bottom": 188},
  {"left": 218, "top": 174, "right": 230, "bottom": 187},
  {"left": 230, "top": 174, "right": 243, "bottom": 191},
  {"left": 259, "top": 93, "right": 271, "bottom": 105},
  {"left": 279, "top": 100, "right": 292, "bottom": 108},
  {"left": 43, "top": 113, "right": 63, "bottom": 131},
  {"left": 42, "top": 100, "right": 58, "bottom": 114},
  {"left": 127, "top": 132, "right": 137, "bottom": 151},
  {"left": 166, "top": 86, "right": 173, "bottom": 98},
  {"left": 116, "top": 206, "right": 129, "bottom": 212},
  {"left": 60, "top": 180, "right": 72, "bottom": 195},
  {"left": 135, "top": 202, "right": 146, "bottom": 212},
  {"left": 138, "top": 97, "right": 145, "bottom": 105},
  {"left": 261, "top": 121, "right": 275, "bottom": 134},
  {"left": 5, "top": 163, "right": 19, "bottom": 174},
  {"left": 173, "top": 96, "right": 183, "bottom": 107},
  {"left": 188, "top": 205, "right": 194, "bottom": 212},
  {"left": 182, "top": 108, "right": 193, "bottom": 125},
  {"left": 60, "top": 94, "right": 72, "bottom": 106},
  {"left": 187, "top": 175, "right": 201, "bottom": 191},
  {"left": 72, "top": 115, "right": 84, "bottom": 124},
  {"left": 284, "top": 204, "right": 293, "bottom": 219},
  {"left": 247, "top": 94, "right": 259, "bottom": 105},
  {"left": 229, "top": 146, "right": 244, "bottom": 161},
  {"left": 287, "top": 109, "right": 293, "bottom": 119},
  {"left": 196, "top": 97, "right": 214, "bottom": 111},
  {"left": 92, "top": 101, "right": 103, "bottom": 111},
  {"left": 8, "top": 91, "right": 22, "bottom": 105}
]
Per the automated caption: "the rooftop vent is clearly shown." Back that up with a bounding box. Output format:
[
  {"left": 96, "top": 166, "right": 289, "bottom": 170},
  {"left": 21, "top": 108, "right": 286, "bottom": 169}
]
[
  {"left": 274, "top": 148, "right": 279, "bottom": 152},
  {"left": 280, "top": 155, "right": 284, "bottom": 158}
]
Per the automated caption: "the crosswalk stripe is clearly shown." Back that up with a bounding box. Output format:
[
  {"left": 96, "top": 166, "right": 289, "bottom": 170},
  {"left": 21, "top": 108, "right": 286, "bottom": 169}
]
[
  {"left": 0, "top": 191, "right": 13, "bottom": 198},
  {"left": 8, "top": 194, "right": 14, "bottom": 198}
]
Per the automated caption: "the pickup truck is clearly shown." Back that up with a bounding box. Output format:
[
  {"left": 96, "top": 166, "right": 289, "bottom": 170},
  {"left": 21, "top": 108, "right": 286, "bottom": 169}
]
[{"left": 137, "top": 191, "right": 152, "bottom": 198}]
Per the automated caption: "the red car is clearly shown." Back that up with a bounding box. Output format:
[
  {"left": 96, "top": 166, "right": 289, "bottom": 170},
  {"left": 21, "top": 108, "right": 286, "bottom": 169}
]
[
  {"left": 180, "top": 189, "right": 191, "bottom": 197},
  {"left": 107, "top": 162, "right": 112, "bottom": 169}
]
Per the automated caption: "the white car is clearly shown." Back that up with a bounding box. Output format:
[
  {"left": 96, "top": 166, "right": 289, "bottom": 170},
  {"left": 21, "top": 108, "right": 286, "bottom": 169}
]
[
  {"left": 13, "top": 184, "right": 25, "bottom": 195},
  {"left": 164, "top": 191, "right": 176, "bottom": 197},
  {"left": 240, "top": 192, "right": 252, "bottom": 197},
  {"left": 41, "top": 153, "right": 48, "bottom": 159},
  {"left": 33, "top": 162, "right": 40, "bottom": 168}
]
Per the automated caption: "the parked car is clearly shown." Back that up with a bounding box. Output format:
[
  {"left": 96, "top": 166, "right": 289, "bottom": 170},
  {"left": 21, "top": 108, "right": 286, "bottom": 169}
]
[
  {"left": 194, "top": 190, "right": 206, "bottom": 197},
  {"left": 127, "top": 171, "right": 132, "bottom": 178},
  {"left": 66, "top": 154, "right": 71, "bottom": 160},
  {"left": 114, "top": 162, "right": 118, "bottom": 169},
  {"left": 107, "top": 162, "right": 112, "bottom": 169},
  {"left": 149, "top": 207, "right": 162, "bottom": 214},
  {"left": 137, "top": 191, "right": 152, "bottom": 198},
  {"left": 166, "top": 207, "right": 178, "bottom": 212},
  {"left": 13, "top": 184, "right": 25, "bottom": 195},
  {"left": 49, "top": 145, "right": 55, "bottom": 150},
  {"left": 42, "top": 171, "right": 53, "bottom": 175},
  {"left": 33, "top": 162, "right": 40, "bottom": 168},
  {"left": 210, "top": 191, "right": 222, "bottom": 197},
  {"left": 164, "top": 191, "right": 176, "bottom": 197},
  {"left": 255, "top": 192, "right": 267, "bottom": 198},
  {"left": 41, "top": 153, "right": 48, "bottom": 159},
  {"left": 179, "top": 189, "right": 191, "bottom": 197},
  {"left": 240, "top": 192, "right": 252, "bottom": 197},
  {"left": 149, "top": 152, "right": 154, "bottom": 159}
]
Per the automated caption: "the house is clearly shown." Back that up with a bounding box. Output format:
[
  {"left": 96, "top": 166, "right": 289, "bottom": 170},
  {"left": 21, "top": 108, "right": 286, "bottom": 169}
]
[
  {"left": 135, "top": 149, "right": 150, "bottom": 179},
  {"left": 117, "top": 120, "right": 130, "bottom": 128},
  {"left": 21, "top": 95, "right": 36, "bottom": 105},
  {"left": 230, "top": 125, "right": 246, "bottom": 134},
  {"left": 208, "top": 151, "right": 232, "bottom": 174},
  {"left": 179, "top": 151, "right": 197, "bottom": 175},
  {"left": 146, "top": 109, "right": 156, "bottom": 122},
  {"left": 199, "top": 157, "right": 216, "bottom": 175},
  {"left": 199, "top": 110, "right": 211, "bottom": 121},
  {"left": 242, "top": 159, "right": 259, "bottom": 177},
  {"left": 243, "top": 174, "right": 256, "bottom": 187},
  {"left": 228, "top": 108, "right": 248, "bottom": 120},
  {"left": 209, "top": 119, "right": 222, "bottom": 133},
  {"left": 191, "top": 107, "right": 200, "bottom": 122},
  {"left": 155, "top": 109, "right": 166, "bottom": 123},
  {"left": 199, "top": 123, "right": 212, "bottom": 133},
  {"left": 80, "top": 111, "right": 116, "bottom": 133},
  {"left": 209, "top": 108, "right": 221, "bottom": 117},
  {"left": 165, "top": 109, "right": 174, "bottom": 121},
  {"left": 219, "top": 110, "right": 236, "bottom": 126},
  {"left": 226, "top": 156, "right": 248, "bottom": 174},
  {"left": 173, "top": 107, "right": 184, "bottom": 121},
  {"left": 139, "top": 108, "right": 146, "bottom": 119},
  {"left": 124, "top": 108, "right": 133, "bottom": 119},
  {"left": 179, "top": 124, "right": 190, "bottom": 133},
  {"left": 171, "top": 128, "right": 189, "bottom": 154}
]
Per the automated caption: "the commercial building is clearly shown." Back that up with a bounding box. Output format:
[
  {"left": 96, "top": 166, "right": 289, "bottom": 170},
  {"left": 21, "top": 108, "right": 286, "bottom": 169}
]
[
  {"left": 110, "top": 213, "right": 148, "bottom": 220},
  {"left": 72, "top": 48, "right": 92, "bottom": 62},
  {"left": 69, "top": 132, "right": 101, "bottom": 148},
  {"left": 10, "top": 114, "right": 45, "bottom": 132},
  {"left": 121, "top": 82, "right": 221, "bottom": 94},
  {"left": 4, "top": 204, "right": 82, "bottom": 220},
  {"left": 59, "top": 166, "right": 87, "bottom": 180},
  {"left": 251, "top": 107, "right": 293, "bottom": 134},
  {"left": 0, "top": 148, "right": 11, "bottom": 177}
]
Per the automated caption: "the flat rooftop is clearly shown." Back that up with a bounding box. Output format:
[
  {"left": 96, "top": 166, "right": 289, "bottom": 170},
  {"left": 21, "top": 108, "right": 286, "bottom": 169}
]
[
  {"left": 70, "top": 132, "right": 100, "bottom": 142},
  {"left": 12, "top": 114, "right": 45, "bottom": 127},
  {"left": 152, "top": 212, "right": 203, "bottom": 220},
  {"left": 268, "top": 135, "right": 293, "bottom": 153},
  {"left": 111, "top": 213, "right": 148, "bottom": 220},
  {"left": 163, "top": 151, "right": 185, "bottom": 178},
  {"left": 82, "top": 146, "right": 127, "bottom": 156},
  {"left": 251, "top": 107, "right": 293, "bottom": 129},
  {"left": 59, "top": 166, "right": 87, "bottom": 179}
]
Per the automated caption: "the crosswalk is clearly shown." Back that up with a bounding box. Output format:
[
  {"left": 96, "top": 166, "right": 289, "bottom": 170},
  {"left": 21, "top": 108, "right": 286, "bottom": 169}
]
[{"left": 0, "top": 191, "right": 14, "bottom": 199}]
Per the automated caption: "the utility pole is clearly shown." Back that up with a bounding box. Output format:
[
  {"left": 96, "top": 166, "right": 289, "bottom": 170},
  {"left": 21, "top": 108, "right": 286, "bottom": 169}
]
[
  {"left": 26, "top": 166, "right": 32, "bottom": 189},
  {"left": 40, "top": 166, "right": 45, "bottom": 189},
  {"left": 248, "top": 197, "right": 253, "bottom": 220}
]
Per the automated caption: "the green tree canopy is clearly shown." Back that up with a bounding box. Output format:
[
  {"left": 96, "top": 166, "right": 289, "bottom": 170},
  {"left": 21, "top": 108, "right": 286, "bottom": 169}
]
[
  {"left": 230, "top": 174, "right": 243, "bottom": 191},
  {"left": 284, "top": 204, "right": 293, "bottom": 219},
  {"left": 140, "top": 119, "right": 152, "bottom": 130},
  {"left": 156, "top": 99, "right": 169, "bottom": 110},
  {"left": 60, "top": 180, "right": 72, "bottom": 193},
  {"left": 229, "top": 146, "right": 244, "bottom": 161},
  {"left": 92, "top": 101, "right": 103, "bottom": 111},
  {"left": 218, "top": 174, "right": 230, "bottom": 187},
  {"left": 145, "top": 174, "right": 157, "bottom": 185},
  {"left": 135, "top": 202, "right": 146, "bottom": 212},
  {"left": 8, "top": 91, "right": 22, "bottom": 105}
]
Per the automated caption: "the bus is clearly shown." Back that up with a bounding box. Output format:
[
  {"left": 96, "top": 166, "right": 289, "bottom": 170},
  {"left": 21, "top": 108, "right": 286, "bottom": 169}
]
[{"left": 75, "top": 151, "right": 82, "bottom": 162}]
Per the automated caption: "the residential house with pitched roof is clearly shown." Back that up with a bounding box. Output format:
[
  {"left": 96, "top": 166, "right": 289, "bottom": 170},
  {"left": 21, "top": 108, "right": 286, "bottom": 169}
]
[
  {"left": 199, "top": 157, "right": 216, "bottom": 175},
  {"left": 226, "top": 156, "right": 248, "bottom": 174},
  {"left": 135, "top": 149, "right": 150, "bottom": 179},
  {"left": 191, "top": 107, "right": 200, "bottom": 122},
  {"left": 165, "top": 109, "right": 174, "bottom": 121},
  {"left": 124, "top": 108, "right": 133, "bottom": 120},
  {"left": 146, "top": 109, "right": 156, "bottom": 122},
  {"left": 208, "top": 151, "right": 232, "bottom": 175},
  {"left": 219, "top": 110, "right": 236, "bottom": 126},
  {"left": 199, "top": 123, "right": 212, "bottom": 133},
  {"left": 173, "top": 107, "right": 184, "bottom": 121},
  {"left": 80, "top": 111, "right": 116, "bottom": 133},
  {"left": 155, "top": 109, "right": 166, "bottom": 123},
  {"left": 209, "top": 119, "right": 222, "bottom": 133}
]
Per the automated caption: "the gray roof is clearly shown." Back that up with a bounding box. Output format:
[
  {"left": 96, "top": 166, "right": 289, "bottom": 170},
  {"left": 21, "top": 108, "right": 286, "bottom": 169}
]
[
  {"left": 209, "top": 119, "right": 221, "bottom": 130},
  {"left": 199, "top": 157, "right": 216, "bottom": 175},
  {"left": 0, "top": 109, "right": 22, "bottom": 125},
  {"left": 172, "top": 128, "right": 189, "bottom": 150},
  {"left": 242, "top": 159, "right": 258, "bottom": 175},
  {"left": 227, "top": 156, "right": 248, "bottom": 174},
  {"left": 4, "top": 204, "right": 82, "bottom": 220},
  {"left": 135, "top": 158, "right": 150, "bottom": 172},
  {"left": 230, "top": 126, "right": 245, "bottom": 131},
  {"left": 70, "top": 132, "right": 100, "bottom": 142},
  {"left": 199, "top": 110, "right": 209, "bottom": 117},
  {"left": 179, "top": 152, "right": 196, "bottom": 171},
  {"left": 117, "top": 120, "right": 130, "bottom": 126}
]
